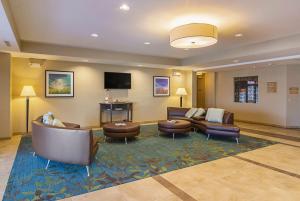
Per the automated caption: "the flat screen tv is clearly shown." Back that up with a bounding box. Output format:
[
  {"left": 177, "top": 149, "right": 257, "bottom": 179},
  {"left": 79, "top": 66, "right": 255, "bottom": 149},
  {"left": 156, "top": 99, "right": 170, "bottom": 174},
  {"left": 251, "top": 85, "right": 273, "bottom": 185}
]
[{"left": 104, "top": 72, "right": 131, "bottom": 89}]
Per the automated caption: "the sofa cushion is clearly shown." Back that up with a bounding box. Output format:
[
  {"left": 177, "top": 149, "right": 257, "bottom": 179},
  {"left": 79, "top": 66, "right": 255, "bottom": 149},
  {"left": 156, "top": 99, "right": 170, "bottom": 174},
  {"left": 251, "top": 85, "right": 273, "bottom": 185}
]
[
  {"left": 52, "top": 118, "right": 66, "bottom": 127},
  {"left": 199, "top": 121, "right": 240, "bottom": 132},
  {"left": 206, "top": 108, "right": 224, "bottom": 123},
  {"left": 193, "top": 108, "right": 205, "bottom": 118},
  {"left": 42, "top": 112, "right": 54, "bottom": 125},
  {"left": 185, "top": 108, "right": 198, "bottom": 118},
  {"left": 206, "top": 129, "right": 240, "bottom": 137},
  {"left": 192, "top": 115, "right": 205, "bottom": 121},
  {"left": 169, "top": 116, "right": 192, "bottom": 121}
]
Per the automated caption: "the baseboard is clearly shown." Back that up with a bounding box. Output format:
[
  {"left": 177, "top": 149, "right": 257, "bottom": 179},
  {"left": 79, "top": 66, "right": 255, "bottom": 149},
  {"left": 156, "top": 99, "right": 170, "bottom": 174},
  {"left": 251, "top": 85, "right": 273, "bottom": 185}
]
[
  {"left": 0, "top": 137, "right": 12, "bottom": 140},
  {"left": 285, "top": 126, "right": 300, "bottom": 129},
  {"left": 236, "top": 120, "right": 300, "bottom": 129},
  {"left": 236, "top": 120, "right": 285, "bottom": 128}
]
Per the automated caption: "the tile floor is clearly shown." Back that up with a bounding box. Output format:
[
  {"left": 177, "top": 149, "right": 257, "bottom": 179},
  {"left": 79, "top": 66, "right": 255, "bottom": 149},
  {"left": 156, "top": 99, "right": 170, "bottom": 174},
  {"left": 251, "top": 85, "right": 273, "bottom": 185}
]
[{"left": 0, "top": 123, "right": 299, "bottom": 201}]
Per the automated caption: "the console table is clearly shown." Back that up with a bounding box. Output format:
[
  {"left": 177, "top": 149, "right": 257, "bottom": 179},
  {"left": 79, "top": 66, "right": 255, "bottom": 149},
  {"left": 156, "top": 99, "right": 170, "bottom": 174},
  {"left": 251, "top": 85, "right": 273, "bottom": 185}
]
[{"left": 99, "top": 102, "right": 133, "bottom": 126}]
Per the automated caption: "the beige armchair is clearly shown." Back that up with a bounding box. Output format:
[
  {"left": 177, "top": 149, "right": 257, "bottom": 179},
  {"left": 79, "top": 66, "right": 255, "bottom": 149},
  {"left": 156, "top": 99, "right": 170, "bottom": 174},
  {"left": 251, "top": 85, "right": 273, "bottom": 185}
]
[{"left": 31, "top": 117, "right": 99, "bottom": 176}]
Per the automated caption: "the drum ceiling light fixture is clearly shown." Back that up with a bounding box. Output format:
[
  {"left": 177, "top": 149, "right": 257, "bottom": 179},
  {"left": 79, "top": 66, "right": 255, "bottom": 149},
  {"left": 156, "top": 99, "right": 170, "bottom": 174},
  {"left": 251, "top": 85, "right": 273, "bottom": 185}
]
[{"left": 170, "top": 23, "right": 218, "bottom": 49}]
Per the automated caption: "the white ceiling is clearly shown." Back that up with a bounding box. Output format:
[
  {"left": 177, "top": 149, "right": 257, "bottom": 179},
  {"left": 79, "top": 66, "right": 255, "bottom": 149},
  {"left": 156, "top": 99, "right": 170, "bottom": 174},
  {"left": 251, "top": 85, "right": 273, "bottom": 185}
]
[{"left": 7, "top": 0, "right": 300, "bottom": 59}]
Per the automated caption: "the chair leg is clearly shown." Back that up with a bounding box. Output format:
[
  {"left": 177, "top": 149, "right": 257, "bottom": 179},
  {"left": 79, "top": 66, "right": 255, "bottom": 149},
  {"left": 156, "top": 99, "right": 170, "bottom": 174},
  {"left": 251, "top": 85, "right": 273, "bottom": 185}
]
[
  {"left": 173, "top": 133, "right": 175, "bottom": 140},
  {"left": 45, "top": 160, "right": 50, "bottom": 170},
  {"left": 104, "top": 136, "right": 106, "bottom": 142},
  {"left": 157, "top": 131, "right": 160, "bottom": 136},
  {"left": 125, "top": 137, "right": 128, "bottom": 144},
  {"left": 207, "top": 134, "right": 210, "bottom": 140},
  {"left": 86, "top": 166, "right": 90, "bottom": 177},
  {"left": 236, "top": 137, "right": 239, "bottom": 144}
]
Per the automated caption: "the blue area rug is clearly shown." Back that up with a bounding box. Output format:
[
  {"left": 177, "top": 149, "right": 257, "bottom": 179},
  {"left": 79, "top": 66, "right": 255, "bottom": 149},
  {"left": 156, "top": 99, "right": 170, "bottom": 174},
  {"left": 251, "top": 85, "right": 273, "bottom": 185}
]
[{"left": 3, "top": 124, "right": 277, "bottom": 201}]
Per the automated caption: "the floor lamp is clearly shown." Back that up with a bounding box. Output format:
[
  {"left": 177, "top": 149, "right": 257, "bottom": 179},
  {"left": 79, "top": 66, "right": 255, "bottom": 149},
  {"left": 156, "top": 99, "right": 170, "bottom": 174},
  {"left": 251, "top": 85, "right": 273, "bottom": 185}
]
[
  {"left": 176, "top": 88, "right": 187, "bottom": 108},
  {"left": 20, "top": 86, "right": 36, "bottom": 133}
]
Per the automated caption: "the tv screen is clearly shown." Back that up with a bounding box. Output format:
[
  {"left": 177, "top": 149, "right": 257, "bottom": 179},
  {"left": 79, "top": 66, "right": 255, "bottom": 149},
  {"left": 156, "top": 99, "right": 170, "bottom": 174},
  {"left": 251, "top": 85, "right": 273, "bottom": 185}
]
[{"left": 104, "top": 72, "right": 131, "bottom": 89}]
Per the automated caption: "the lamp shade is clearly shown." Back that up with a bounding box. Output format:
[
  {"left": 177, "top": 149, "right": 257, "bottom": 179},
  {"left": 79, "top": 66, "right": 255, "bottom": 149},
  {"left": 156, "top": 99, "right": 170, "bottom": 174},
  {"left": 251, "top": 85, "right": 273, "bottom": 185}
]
[
  {"left": 170, "top": 23, "right": 218, "bottom": 49},
  {"left": 176, "top": 88, "right": 187, "bottom": 96},
  {"left": 20, "top": 86, "right": 36, "bottom": 97}
]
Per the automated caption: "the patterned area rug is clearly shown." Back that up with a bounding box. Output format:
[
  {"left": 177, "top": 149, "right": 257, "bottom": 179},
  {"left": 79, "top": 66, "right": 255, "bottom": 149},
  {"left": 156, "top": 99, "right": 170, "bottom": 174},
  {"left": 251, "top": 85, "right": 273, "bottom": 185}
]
[{"left": 3, "top": 124, "right": 277, "bottom": 201}]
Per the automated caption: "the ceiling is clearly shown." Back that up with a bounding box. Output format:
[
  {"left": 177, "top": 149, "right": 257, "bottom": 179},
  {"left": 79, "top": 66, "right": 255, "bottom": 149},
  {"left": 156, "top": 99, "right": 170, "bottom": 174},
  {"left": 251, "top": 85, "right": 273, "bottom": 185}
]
[
  {"left": 1, "top": 0, "right": 300, "bottom": 70},
  {"left": 7, "top": 0, "right": 300, "bottom": 58}
]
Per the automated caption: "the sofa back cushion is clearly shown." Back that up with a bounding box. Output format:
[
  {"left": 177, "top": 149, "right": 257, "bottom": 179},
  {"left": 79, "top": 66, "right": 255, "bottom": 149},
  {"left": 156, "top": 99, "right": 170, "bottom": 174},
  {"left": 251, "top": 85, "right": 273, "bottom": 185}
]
[
  {"left": 205, "top": 108, "right": 225, "bottom": 123},
  {"left": 167, "top": 107, "right": 190, "bottom": 118}
]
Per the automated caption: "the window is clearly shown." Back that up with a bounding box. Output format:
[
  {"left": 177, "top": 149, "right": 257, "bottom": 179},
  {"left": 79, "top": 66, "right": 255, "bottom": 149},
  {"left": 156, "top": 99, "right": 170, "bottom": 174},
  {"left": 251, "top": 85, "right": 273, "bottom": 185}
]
[{"left": 234, "top": 76, "right": 258, "bottom": 103}]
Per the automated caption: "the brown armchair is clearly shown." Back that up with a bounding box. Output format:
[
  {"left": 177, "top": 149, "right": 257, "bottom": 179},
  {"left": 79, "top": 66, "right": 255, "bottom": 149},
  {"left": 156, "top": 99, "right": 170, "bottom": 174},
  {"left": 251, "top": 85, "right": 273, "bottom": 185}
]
[{"left": 31, "top": 117, "right": 99, "bottom": 176}]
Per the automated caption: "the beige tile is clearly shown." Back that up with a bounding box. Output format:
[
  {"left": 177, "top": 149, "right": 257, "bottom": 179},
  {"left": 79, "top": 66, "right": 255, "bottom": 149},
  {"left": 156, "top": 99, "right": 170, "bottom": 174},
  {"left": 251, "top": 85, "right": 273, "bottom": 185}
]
[
  {"left": 237, "top": 122, "right": 300, "bottom": 138},
  {"left": 161, "top": 156, "right": 300, "bottom": 201},
  {"left": 241, "top": 131, "right": 300, "bottom": 147},
  {"left": 64, "top": 178, "right": 182, "bottom": 201},
  {"left": 70, "top": 187, "right": 127, "bottom": 201},
  {"left": 118, "top": 178, "right": 182, "bottom": 201},
  {"left": 237, "top": 144, "right": 300, "bottom": 174},
  {"left": 0, "top": 135, "right": 21, "bottom": 201}
]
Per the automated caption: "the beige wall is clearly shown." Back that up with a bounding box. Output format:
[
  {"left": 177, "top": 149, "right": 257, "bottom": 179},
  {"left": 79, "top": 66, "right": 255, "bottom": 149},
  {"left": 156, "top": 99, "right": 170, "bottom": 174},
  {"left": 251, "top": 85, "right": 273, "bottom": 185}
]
[
  {"left": 286, "top": 65, "right": 300, "bottom": 127},
  {"left": 12, "top": 58, "right": 192, "bottom": 133},
  {"left": 215, "top": 66, "right": 288, "bottom": 127},
  {"left": 0, "top": 52, "right": 12, "bottom": 138}
]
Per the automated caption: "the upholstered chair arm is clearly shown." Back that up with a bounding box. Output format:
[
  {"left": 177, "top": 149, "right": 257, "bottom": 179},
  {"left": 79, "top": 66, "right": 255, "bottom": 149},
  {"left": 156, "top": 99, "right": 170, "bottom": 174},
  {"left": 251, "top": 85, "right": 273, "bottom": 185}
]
[{"left": 63, "top": 122, "right": 81, "bottom": 129}]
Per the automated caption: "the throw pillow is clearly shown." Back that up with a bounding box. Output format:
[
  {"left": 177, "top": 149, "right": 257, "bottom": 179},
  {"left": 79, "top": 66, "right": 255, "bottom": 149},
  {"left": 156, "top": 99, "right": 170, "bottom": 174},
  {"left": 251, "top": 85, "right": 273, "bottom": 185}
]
[
  {"left": 42, "top": 112, "right": 54, "bottom": 125},
  {"left": 206, "top": 108, "right": 225, "bottom": 123},
  {"left": 52, "top": 118, "right": 66, "bottom": 127},
  {"left": 185, "top": 108, "right": 198, "bottom": 118},
  {"left": 193, "top": 108, "right": 206, "bottom": 117}
]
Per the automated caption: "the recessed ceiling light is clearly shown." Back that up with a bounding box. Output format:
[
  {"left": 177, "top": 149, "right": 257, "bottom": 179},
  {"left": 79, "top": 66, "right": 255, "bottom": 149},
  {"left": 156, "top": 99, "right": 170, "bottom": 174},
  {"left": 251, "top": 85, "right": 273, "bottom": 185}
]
[
  {"left": 90, "top": 33, "right": 99, "bottom": 38},
  {"left": 120, "top": 4, "right": 130, "bottom": 11},
  {"left": 233, "top": 59, "right": 239, "bottom": 63},
  {"left": 144, "top": 42, "right": 151, "bottom": 45},
  {"left": 83, "top": 59, "right": 89, "bottom": 62},
  {"left": 235, "top": 33, "right": 243, "bottom": 37},
  {"left": 137, "top": 64, "right": 143, "bottom": 67}
]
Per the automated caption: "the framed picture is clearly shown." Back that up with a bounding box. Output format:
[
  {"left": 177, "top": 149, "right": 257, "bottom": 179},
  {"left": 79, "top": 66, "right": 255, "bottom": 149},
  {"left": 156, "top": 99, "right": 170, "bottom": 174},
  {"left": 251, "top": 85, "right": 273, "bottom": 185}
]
[
  {"left": 267, "top": 82, "right": 277, "bottom": 93},
  {"left": 153, "top": 76, "right": 170, "bottom": 97},
  {"left": 289, "top": 87, "right": 299, "bottom": 95},
  {"left": 45, "top": 70, "right": 74, "bottom": 97}
]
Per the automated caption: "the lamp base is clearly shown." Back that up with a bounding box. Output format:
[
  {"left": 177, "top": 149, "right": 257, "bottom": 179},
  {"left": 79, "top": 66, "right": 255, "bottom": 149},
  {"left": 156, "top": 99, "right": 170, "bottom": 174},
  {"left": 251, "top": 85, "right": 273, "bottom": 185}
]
[
  {"left": 180, "top": 96, "right": 183, "bottom": 108},
  {"left": 26, "top": 97, "right": 29, "bottom": 133}
]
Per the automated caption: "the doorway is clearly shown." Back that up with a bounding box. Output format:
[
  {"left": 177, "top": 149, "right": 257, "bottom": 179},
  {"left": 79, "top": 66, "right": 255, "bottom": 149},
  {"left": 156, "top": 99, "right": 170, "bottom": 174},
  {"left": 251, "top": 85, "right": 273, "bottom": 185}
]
[{"left": 197, "top": 73, "right": 205, "bottom": 108}]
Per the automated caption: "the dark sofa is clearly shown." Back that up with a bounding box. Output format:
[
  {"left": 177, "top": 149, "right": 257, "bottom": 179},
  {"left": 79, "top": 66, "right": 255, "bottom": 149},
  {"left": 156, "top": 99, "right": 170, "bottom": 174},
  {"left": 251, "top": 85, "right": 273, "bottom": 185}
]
[{"left": 167, "top": 107, "right": 240, "bottom": 143}]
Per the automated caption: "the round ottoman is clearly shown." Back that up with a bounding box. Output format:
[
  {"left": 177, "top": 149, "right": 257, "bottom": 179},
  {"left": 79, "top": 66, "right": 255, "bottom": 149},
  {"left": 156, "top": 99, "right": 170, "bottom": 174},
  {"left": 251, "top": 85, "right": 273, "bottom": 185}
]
[
  {"left": 158, "top": 120, "right": 191, "bottom": 140},
  {"left": 103, "top": 122, "right": 140, "bottom": 144}
]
